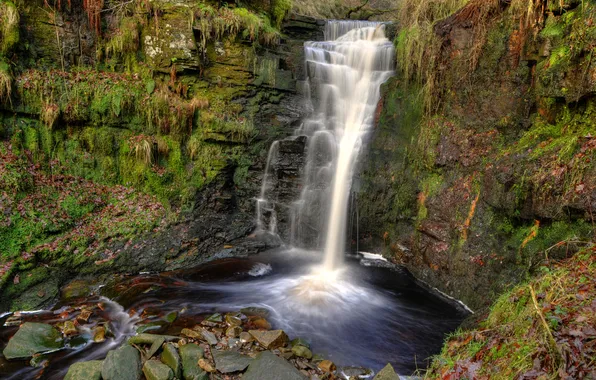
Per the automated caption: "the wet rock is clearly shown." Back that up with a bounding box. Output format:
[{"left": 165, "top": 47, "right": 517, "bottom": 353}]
[
  {"left": 92, "top": 326, "right": 105, "bottom": 343},
  {"left": 290, "top": 338, "right": 310, "bottom": 348},
  {"left": 240, "top": 307, "right": 270, "bottom": 318},
  {"left": 243, "top": 350, "right": 307, "bottom": 380},
  {"left": 374, "top": 363, "right": 399, "bottom": 380},
  {"left": 64, "top": 360, "right": 103, "bottom": 380},
  {"left": 341, "top": 366, "right": 374, "bottom": 379},
  {"left": 61, "top": 320, "right": 78, "bottom": 336},
  {"left": 143, "top": 360, "right": 174, "bottom": 380},
  {"left": 248, "top": 315, "right": 272, "bottom": 330},
  {"left": 227, "top": 338, "right": 241, "bottom": 348},
  {"left": 198, "top": 358, "right": 215, "bottom": 373},
  {"left": 179, "top": 343, "right": 207, "bottom": 380},
  {"left": 200, "top": 329, "right": 218, "bottom": 345},
  {"left": 161, "top": 343, "right": 182, "bottom": 378},
  {"left": 137, "top": 320, "right": 168, "bottom": 334},
  {"left": 225, "top": 326, "right": 242, "bottom": 338},
  {"left": 239, "top": 331, "right": 254, "bottom": 343},
  {"left": 128, "top": 333, "right": 178, "bottom": 345},
  {"left": 147, "top": 336, "right": 166, "bottom": 359},
  {"left": 164, "top": 312, "right": 177, "bottom": 323},
  {"left": 212, "top": 350, "right": 253, "bottom": 373},
  {"left": 101, "top": 344, "right": 142, "bottom": 380},
  {"left": 76, "top": 309, "right": 92, "bottom": 323},
  {"left": 318, "top": 360, "right": 336, "bottom": 373},
  {"left": 291, "top": 345, "right": 312, "bottom": 359},
  {"left": 206, "top": 313, "right": 223, "bottom": 323},
  {"left": 249, "top": 330, "right": 288, "bottom": 349},
  {"left": 3, "top": 322, "right": 63, "bottom": 359},
  {"left": 225, "top": 312, "right": 242, "bottom": 327},
  {"left": 61, "top": 279, "right": 92, "bottom": 301},
  {"left": 181, "top": 328, "right": 201, "bottom": 339}
]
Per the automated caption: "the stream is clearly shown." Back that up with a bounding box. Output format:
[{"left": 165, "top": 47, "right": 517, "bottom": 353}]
[{"left": 0, "top": 249, "right": 467, "bottom": 379}]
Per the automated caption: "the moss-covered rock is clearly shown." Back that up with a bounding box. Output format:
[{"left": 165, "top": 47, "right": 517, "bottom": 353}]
[{"left": 3, "top": 322, "right": 63, "bottom": 360}]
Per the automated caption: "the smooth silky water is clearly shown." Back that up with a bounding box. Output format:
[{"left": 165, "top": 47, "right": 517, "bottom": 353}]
[{"left": 0, "top": 21, "right": 468, "bottom": 379}]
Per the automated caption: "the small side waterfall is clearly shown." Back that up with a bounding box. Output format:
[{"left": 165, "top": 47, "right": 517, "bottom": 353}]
[{"left": 256, "top": 20, "right": 395, "bottom": 271}]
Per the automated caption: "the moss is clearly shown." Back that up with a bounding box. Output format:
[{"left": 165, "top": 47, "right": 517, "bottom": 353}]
[
  {"left": 0, "top": 0, "right": 19, "bottom": 55},
  {"left": 0, "top": 58, "right": 11, "bottom": 103},
  {"left": 271, "top": 0, "right": 292, "bottom": 28},
  {"left": 428, "top": 250, "right": 596, "bottom": 379}
]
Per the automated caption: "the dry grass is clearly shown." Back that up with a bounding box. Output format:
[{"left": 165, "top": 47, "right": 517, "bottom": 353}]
[
  {"left": 395, "top": 0, "right": 470, "bottom": 112},
  {"left": 40, "top": 103, "right": 60, "bottom": 129},
  {"left": 0, "top": 62, "right": 11, "bottom": 103}
]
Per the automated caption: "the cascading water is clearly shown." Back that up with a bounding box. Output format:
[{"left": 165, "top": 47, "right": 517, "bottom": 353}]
[
  {"left": 0, "top": 21, "right": 467, "bottom": 380},
  {"left": 256, "top": 20, "right": 395, "bottom": 271}
]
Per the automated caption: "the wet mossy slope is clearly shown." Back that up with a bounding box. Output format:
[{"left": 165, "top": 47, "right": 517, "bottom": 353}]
[
  {"left": 358, "top": 0, "right": 596, "bottom": 311},
  {"left": 0, "top": 0, "right": 320, "bottom": 311}
]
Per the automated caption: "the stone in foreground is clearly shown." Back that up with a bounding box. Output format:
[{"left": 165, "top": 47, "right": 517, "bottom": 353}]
[
  {"left": 243, "top": 350, "right": 307, "bottom": 380},
  {"left": 3, "top": 322, "right": 63, "bottom": 359},
  {"left": 101, "top": 344, "right": 142, "bottom": 380},
  {"left": 374, "top": 363, "right": 400, "bottom": 380},
  {"left": 143, "top": 360, "right": 174, "bottom": 380},
  {"left": 179, "top": 343, "right": 208, "bottom": 380},
  {"left": 212, "top": 350, "right": 253, "bottom": 373},
  {"left": 248, "top": 329, "right": 288, "bottom": 349},
  {"left": 64, "top": 360, "right": 103, "bottom": 380},
  {"left": 161, "top": 343, "right": 182, "bottom": 378}
]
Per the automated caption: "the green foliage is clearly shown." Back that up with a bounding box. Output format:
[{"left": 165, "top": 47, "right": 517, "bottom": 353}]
[
  {"left": 0, "top": 58, "right": 11, "bottom": 102},
  {"left": 271, "top": 0, "right": 292, "bottom": 28},
  {"left": 194, "top": 5, "right": 281, "bottom": 50},
  {"left": 428, "top": 250, "right": 596, "bottom": 379},
  {"left": 0, "top": 0, "right": 19, "bottom": 55}
]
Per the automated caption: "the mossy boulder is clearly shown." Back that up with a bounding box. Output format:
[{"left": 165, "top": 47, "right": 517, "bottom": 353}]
[
  {"left": 143, "top": 360, "right": 174, "bottom": 380},
  {"left": 101, "top": 344, "right": 142, "bottom": 380},
  {"left": 64, "top": 360, "right": 103, "bottom": 380},
  {"left": 3, "top": 322, "right": 63, "bottom": 359},
  {"left": 179, "top": 343, "right": 208, "bottom": 380}
]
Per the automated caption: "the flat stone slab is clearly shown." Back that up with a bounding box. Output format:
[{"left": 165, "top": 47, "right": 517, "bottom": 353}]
[
  {"left": 243, "top": 350, "right": 306, "bottom": 380},
  {"left": 212, "top": 350, "right": 253, "bottom": 373},
  {"left": 3, "top": 322, "right": 63, "bottom": 359}
]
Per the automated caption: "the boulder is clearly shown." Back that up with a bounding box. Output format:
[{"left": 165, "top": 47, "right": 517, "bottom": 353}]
[
  {"left": 243, "top": 351, "right": 307, "bottom": 380},
  {"left": 291, "top": 345, "right": 312, "bottom": 359},
  {"left": 212, "top": 350, "right": 253, "bottom": 373},
  {"left": 374, "top": 363, "right": 400, "bottom": 380},
  {"left": 3, "top": 322, "right": 63, "bottom": 360},
  {"left": 143, "top": 360, "right": 174, "bottom": 380},
  {"left": 161, "top": 343, "right": 182, "bottom": 378},
  {"left": 101, "top": 345, "right": 142, "bottom": 380},
  {"left": 249, "top": 330, "right": 288, "bottom": 349},
  {"left": 64, "top": 360, "right": 103, "bottom": 380},
  {"left": 179, "top": 343, "right": 208, "bottom": 380}
]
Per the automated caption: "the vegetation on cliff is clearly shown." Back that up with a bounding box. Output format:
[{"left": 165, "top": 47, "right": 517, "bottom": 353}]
[{"left": 428, "top": 246, "right": 596, "bottom": 379}]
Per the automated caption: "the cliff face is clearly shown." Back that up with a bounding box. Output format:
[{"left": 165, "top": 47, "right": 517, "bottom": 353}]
[
  {"left": 358, "top": 0, "right": 596, "bottom": 310},
  {"left": 0, "top": 0, "right": 323, "bottom": 310}
]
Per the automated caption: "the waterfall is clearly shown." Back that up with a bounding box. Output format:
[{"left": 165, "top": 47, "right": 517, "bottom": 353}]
[{"left": 256, "top": 20, "right": 395, "bottom": 271}]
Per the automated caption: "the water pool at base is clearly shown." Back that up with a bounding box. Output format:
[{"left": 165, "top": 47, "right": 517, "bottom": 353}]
[{"left": 0, "top": 249, "right": 468, "bottom": 379}]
